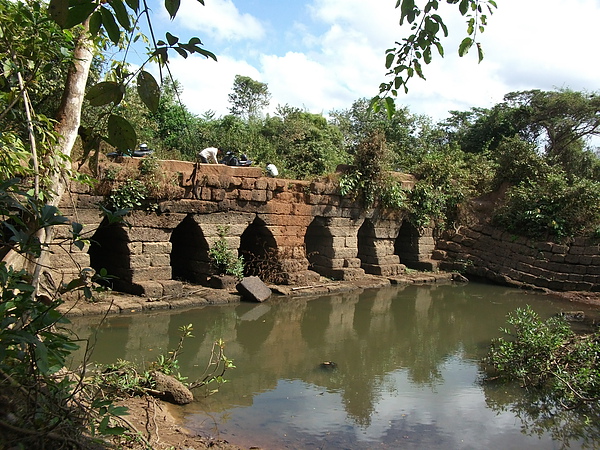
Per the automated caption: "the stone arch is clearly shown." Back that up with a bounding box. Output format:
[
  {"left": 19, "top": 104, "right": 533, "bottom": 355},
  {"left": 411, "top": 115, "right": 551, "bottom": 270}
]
[
  {"left": 88, "top": 219, "right": 133, "bottom": 291},
  {"left": 357, "top": 218, "right": 376, "bottom": 270},
  {"left": 170, "top": 214, "right": 212, "bottom": 285},
  {"left": 304, "top": 216, "right": 333, "bottom": 277},
  {"left": 239, "top": 217, "right": 281, "bottom": 283},
  {"left": 394, "top": 220, "right": 422, "bottom": 269}
]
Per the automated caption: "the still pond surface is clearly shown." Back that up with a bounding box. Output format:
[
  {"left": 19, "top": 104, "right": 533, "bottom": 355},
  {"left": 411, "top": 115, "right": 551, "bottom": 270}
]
[{"left": 69, "top": 282, "right": 600, "bottom": 449}]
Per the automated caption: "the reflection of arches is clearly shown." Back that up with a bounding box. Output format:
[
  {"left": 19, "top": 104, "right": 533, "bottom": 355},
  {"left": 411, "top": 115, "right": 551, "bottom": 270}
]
[
  {"left": 236, "top": 303, "right": 274, "bottom": 353},
  {"left": 357, "top": 219, "right": 376, "bottom": 269},
  {"left": 300, "top": 297, "right": 332, "bottom": 347},
  {"left": 89, "top": 219, "right": 132, "bottom": 290},
  {"left": 239, "top": 218, "right": 281, "bottom": 282},
  {"left": 170, "top": 215, "right": 211, "bottom": 284},
  {"left": 394, "top": 220, "right": 420, "bottom": 267},
  {"left": 304, "top": 217, "right": 332, "bottom": 275}
]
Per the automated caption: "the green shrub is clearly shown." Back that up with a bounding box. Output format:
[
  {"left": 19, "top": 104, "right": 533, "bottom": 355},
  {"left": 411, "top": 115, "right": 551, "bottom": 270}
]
[
  {"left": 493, "top": 136, "right": 549, "bottom": 184},
  {"left": 493, "top": 170, "right": 600, "bottom": 238},
  {"left": 107, "top": 179, "right": 148, "bottom": 211},
  {"left": 486, "top": 306, "right": 600, "bottom": 410},
  {"left": 208, "top": 226, "right": 245, "bottom": 279}
]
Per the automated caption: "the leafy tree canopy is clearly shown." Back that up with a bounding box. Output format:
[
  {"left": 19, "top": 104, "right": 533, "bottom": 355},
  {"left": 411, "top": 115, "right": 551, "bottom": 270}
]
[{"left": 228, "top": 75, "right": 271, "bottom": 121}]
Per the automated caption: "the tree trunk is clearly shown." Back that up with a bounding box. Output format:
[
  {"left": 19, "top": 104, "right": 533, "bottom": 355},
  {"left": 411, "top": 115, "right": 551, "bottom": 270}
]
[{"left": 4, "top": 21, "right": 94, "bottom": 293}]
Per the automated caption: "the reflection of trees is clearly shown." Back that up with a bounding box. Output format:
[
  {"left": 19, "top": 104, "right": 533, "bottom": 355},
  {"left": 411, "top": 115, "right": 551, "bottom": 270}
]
[
  {"left": 69, "top": 283, "right": 581, "bottom": 435},
  {"left": 483, "top": 381, "right": 600, "bottom": 449}
]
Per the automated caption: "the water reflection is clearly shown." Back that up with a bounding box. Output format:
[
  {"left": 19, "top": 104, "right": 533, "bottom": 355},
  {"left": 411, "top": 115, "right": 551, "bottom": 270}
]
[{"left": 68, "top": 283, "right": 599, "bottom": 449}]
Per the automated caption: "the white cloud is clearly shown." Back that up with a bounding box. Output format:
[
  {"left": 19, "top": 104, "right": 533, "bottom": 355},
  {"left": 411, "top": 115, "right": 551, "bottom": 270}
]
[
  {"left": 166, "top": 55, "right": 262, "bottom": 116},
  {"left": 165, "top": 0, "right": 265, "bottom": 42},
  {"left": 160, "top": 0, "right": 600, "bottom": 122}
]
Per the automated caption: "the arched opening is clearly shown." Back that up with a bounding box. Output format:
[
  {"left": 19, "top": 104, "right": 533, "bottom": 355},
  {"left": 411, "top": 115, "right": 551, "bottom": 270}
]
[
  {"left": 304, "top": 217, "right": 333, "bottom": 276},
  {"left": 394, "top": 220, "right": 421, "bottom": 268},
  {"left": 357, "top": 218, "right": 376, "bottom": 270},
  {"left": 239, "top": 217, "right": 281, "bottom": 282},
  {"left": 170, "top": 215, "right": 211, "bottom": 285},
  {"left": 88, "top": 219, "right": 132, "bottom": 290}
]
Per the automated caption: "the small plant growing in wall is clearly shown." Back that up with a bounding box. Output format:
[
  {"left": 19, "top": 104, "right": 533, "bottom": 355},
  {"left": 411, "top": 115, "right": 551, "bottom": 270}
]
[
  {"left": 106, "top": 179, "right": 148, "bottom": 211},
  {"left": 208, "top": 225, "right": 245, "bottom": 279}
]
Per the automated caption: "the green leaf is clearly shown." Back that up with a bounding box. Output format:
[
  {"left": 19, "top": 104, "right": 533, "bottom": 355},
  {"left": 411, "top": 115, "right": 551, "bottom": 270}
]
[
  {"left": 384, "top": 97, "right": 396, "bottom": 119},
  {"left": 110, "top": 0, "right": 131, "bottom": 31},
  {"left": 459, "top": 0, "right": 469, "bottom": 15},
  {"left": 64, "top": 2, "right": 97, "bottom": 29},
  {"left": 423, "top": 47, "right": 432, "bottom": 64},
  {"left": 86, "top": 81, "right": 123, "bottom": 107},
  {"left": 477, "top": 42, "right": 484, "bottom": 63},
  {"left": 100, "top": 6, "right": 120, "bottom": 45},
  {"left": 89, "top": 10, "right": 102, "bottom": 37},
  {"left": 193, "top": 47, "right": 217, "bottom": 61},
  {"left": 108, "top": 114, "right": 137, "bottom": 151},
  {"left": 48, "top": 0, "right": 69, "bottom": 27},
  {"left": 137, "top": 71, "right": 160, "bottom": 112},
  {"left": 153, "top": 47, "right": 169, "bottom": 65},
  {"left": 399, "top": 0, "right": 415, "bottom": 24},
  {"left": 164, "top": 0, "right": 181, "bottom": 19},
  {"left": 467, "top": 17, "right": 475, "bottom": 35},
  {"left": 458, "top": 37, "right": 473, "bottom": 57},
  {"left": 124, "top": 0, "right": 140, "bottom": 12},
  {"left": 188, "top": 37, "right": 203, "bottom": 45},
  {"left": 385, "top": 52, "right": 395, "bottom": 69},
  {"left": 34, "top": 339, "right": 49, "bottom": 374},
  {"left": 174, "top": 47, "right": 188, "bottom": 58},
  {"left": 166, "top": 32, "right": 179, "bottom": 46}
]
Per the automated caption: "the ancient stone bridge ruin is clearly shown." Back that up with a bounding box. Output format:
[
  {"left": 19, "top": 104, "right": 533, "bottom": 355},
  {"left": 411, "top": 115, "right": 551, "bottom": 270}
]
[{"left": 50, "top": 158, "right": 435, "bottom": 297}]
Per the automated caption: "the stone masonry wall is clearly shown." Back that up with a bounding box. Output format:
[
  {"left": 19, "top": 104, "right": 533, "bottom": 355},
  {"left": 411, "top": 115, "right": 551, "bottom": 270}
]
[
  {"left": 434, "top": 222, "right": 600, "bottom": 292},
  {"left": 48, "top": 158, "right": 420, "bottom": 297}
]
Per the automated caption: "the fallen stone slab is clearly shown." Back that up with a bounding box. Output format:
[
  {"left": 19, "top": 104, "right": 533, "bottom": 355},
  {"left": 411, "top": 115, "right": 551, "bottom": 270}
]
[{"left": 237, "top": 276, "right": 272, "bottom": 302}]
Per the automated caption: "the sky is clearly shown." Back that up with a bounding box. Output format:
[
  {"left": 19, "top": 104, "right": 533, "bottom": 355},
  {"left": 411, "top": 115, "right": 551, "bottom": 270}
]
[{"left": 137, "top": 0, "right": 600, "bottom": 122}]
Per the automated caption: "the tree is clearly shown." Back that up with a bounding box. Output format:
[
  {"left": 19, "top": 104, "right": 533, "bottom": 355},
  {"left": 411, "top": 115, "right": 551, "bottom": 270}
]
[
  {"left": 228, "top": 75, "right": 271, "bottom": 120},
  {"left": 1, "top": 0, "right": 216, "bottom": 285},
  {"left": 442, "top": 89, "right": 600, "bottom": 178}
]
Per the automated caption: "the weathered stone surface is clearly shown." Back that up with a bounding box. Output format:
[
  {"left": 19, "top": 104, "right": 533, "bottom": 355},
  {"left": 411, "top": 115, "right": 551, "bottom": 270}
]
[
  {"left": 209, "top": 275, "right": 238, "bottom": 290},
  {"left": 150, "top": 371, "right": 194, "bottom": 405},
  {"left": 236, "top": 276, "right": 272, "bottom": 302}
]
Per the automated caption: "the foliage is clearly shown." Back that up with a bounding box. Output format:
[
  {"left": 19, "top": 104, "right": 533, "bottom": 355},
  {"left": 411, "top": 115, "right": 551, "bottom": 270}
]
[
  {"left": 374, "top": 0, "right": 497, "bottom": 115},
  {"left": 338, "top": 130, "right": 390, "bottom": 207},
  {"left": 228, "top": 75, "right": 271, "bottom": 120},
  {"left": 151, "top": 323, "right": 194, "bottom": 381},
  {"left": 492, "top": 135, "right": 549, "bottom": 185},
  {"left": 407, "top": 145, "right": 495, "bottom": 229},
  {"left": 0, "top": 184, "right": 128, "bottom": 448},
  {"left": 486, "top": 306, "right": 600, "bottom": 411},
  {"left": 106, "top": 179, "right": 148, "bottom": 211},
  {"left": 208, "top": 226, "right": 245, "bottom": 279},
  {"left": 493, "top": 169, "right": 600, "bottom": 238},
  {"left": 443, "top": 89, "right": 600, "bottom": 179},
  {"left": 96, "top": 325, "right": 234, "bottom": 396}
]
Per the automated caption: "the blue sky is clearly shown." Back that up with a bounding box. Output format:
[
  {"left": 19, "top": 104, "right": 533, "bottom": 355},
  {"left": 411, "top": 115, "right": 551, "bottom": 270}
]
[{"left": 140, "top": 0, "right": 600, "bottom": 122}]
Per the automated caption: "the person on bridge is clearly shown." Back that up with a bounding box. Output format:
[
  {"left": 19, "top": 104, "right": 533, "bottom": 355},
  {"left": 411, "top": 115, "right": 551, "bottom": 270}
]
[
  {"left": 266, "top": 163, "right": 279, "bottom": 177},
  {"left": 197, "top": 147, "right": 220, "bottom": 164}
]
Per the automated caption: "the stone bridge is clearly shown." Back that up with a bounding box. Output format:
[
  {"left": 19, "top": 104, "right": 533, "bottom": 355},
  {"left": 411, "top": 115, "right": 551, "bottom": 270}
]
[{"left": 50, "top": 158, "right": 437, "bottom": 297}]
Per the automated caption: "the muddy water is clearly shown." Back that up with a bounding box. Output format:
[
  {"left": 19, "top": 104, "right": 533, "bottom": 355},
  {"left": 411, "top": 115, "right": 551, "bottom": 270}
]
[{"left": 68, "top": 282, "right": 600, "bottom": 449}]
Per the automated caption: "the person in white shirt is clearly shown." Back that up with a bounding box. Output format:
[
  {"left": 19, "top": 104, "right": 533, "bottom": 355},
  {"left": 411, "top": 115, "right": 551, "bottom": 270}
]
[
  {"left": 266, "top": 163, "right": 279, "bottom": 177},
  {"left": 197, "top": 147, "right": 220, "bottom": 164}
]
